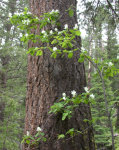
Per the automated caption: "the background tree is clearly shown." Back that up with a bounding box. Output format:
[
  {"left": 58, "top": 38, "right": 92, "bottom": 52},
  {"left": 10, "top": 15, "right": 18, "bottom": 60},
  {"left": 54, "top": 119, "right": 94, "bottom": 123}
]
[{"left": 0, "top": 0, "right": 28, "bottom": 149}]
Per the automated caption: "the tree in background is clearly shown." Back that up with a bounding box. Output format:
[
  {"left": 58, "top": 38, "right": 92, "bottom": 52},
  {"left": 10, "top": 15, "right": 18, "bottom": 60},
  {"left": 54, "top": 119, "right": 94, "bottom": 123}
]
[
  {"left": 0, "top": 0, "right": 28, "bottom": 149},
  {"left": 78, "top": 0, "right": 119, "bottom": 149}
]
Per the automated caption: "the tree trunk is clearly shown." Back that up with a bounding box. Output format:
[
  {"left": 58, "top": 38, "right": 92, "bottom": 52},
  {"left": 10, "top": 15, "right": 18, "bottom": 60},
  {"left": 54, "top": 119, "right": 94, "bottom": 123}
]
[{"left": 24, "top": 0, "right": 95, "bottom": 150}]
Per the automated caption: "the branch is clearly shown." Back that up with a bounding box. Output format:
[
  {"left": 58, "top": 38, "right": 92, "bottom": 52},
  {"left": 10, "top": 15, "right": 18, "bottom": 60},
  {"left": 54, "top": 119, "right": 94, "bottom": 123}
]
[{"left": 106, "top": 0, "right": 119, "bottom": 20}]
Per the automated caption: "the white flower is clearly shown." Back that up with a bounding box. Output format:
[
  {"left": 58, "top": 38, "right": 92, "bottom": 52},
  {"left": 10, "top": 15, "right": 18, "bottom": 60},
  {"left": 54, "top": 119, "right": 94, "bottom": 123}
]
[
  {"left": 27, "top": 11, "right": 32, "bottom": 15},
  {"left": 55, "top": 9, "right": 59, "bottom": 13},
  {"left": 50, "top": 9, "right": 55, "bottom": 13},
  {"left": 22, "top": 19, "right": 30, "bottom": 25},
  {"left": 41, "top": 30, "right": 46, "bottom": 34},
  {"left": 90, "top": 94, "right": 95, "bottom": 99},
  {"left": 71, "top": 90, "right": 77, "bottom": 97},
  {"left": 51, "top": 9, "right": 59, "bottom": 13},
  {"left": 55, "top": 28, "right": 58, "bottom": 32},
  {"left": 82, "top": 47, "right": 86, "bottom": 53},
  {"left": 36, "top": 17, "right": 39, "bottom": 20},
  {"left": 50, "top": 30, "right": 53, "bottom": 34},
  {"left": 73, "top": 24, "right": 78, "bottom": 30},
  {"left": 64, "top": 24, "right": 68, "bottom": 29},
  {"left": 53, "top": 47, "right": 57, "bottom": 51},
  {"left": 63, "top": 97, "right": 66, "bottom": 100},
  {"left": 37, "top": 127, "right": 42, "bottom": 132},
  {"left": 62, "top": 93, "right": 66, "bottom": 97},
  {"left": 27, "top": 131, "right": 30, "bottom": 136},
  {"left": 108, "top": 62, "right": 113, "bottom": 67},
  {"left": 84, "top": 87, "right": 89, "bottom": 93},
  {"left": 8, "top": 13, "right": 12, "bottom": 18},
  {"left": 19, "top": 33, "right": 23, "bottom": 37},
  {"left": 15, "top": 12, "right": 23, "bottom": 16},
  {"left": 25, "top": 33, "right": 28, "bottom": 37}
]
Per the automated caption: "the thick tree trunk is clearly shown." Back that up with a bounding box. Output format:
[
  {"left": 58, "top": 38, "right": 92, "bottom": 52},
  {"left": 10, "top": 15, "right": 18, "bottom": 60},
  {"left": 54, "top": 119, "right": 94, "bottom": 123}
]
[{"left": 24, "top": 0, "right": 95, "bottom": 150}]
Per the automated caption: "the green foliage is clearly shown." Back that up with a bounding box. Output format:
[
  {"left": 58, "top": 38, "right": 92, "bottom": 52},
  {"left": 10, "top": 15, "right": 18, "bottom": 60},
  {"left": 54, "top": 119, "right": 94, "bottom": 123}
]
[
  {"left": 11, "top": 9, "right": 80, "bottom": 58},
  {"left": 0, "top": 0, "right": 27, "bottom": 149},
  {"left": 22, "top": 129, "right": 46, "bottom": 147}
]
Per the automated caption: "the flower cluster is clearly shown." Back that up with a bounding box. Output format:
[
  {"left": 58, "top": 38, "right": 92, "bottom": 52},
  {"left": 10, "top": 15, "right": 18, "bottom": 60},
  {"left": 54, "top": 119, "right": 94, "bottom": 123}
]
[
  {"left": 73, "top": 24, "right": 78, "bottom": 30},
  {"left": 37, "top": 126, "right": 42, "bottom": 132},
  {"left": 41, "top": 30, "right": 48, "bottom": 37},
  {"left": 53, "top": 47, "right": 57, "bottom": 51},
  {"left": 64, "top": 24, "right": 68, "bottom": 30},
  {"left": 108, "top": 62, "right": 113, "bottom": 67},
  {"left": 62, "top": 90, "right": 77, "bottom": 100},
  {"left": 50, "top": 9, "right": 59, "bottom": 14},
  {"left": 90, "top": 94, "right": 95, "bottom": 99},
  {"left": 84, "top": 87, "right": 95, "bottom": 99},
  {"left": 71, "top": 90, "right": 77, "bottom": 97},
  {"left": 84, "top": 87, "right": 89, "bottom": 93},
  {"left": 22, "top": 19, "right": 30, "bottom": 25},
  {"left": 62, "top": 93, "right": 66, "bottom": 100}
]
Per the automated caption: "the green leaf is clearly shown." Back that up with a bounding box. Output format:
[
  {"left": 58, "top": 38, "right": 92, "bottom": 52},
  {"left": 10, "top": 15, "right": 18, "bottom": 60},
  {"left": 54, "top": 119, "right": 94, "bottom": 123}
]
[
  {"left": 51, "top": 52, "right": 57, "bottom": 58},
  {"left": 68, "top": 9, "right": 74, "bottom": 17},
  {"left": 42, "top": 137, "right": 47, "bottom": 142},
  {"left": 62, "top": 112, "right": 68, "bottom": 120},
  {"left": 36, "top": 50, "right": 43, "bottom": 56},
  {"left": 78, "top": 56, "right": 84, "bottom": 63},
  {"left": 68, "top": 52, "right": 73, "bottom": 58},
  {"left": 66, "top": 128, "right": 75, "bottom": 136},
  {"left": 40, "top": 132, "right": 45, "bottom": 136},
  {"left": 58, "top": 134, "right": 65, "bottom": 139},
  {"left": 26, "top": 140, "right": 30, "bottom": 144},
  {"left": 75, "top": 30, "right": 81, "bottom": 36}
]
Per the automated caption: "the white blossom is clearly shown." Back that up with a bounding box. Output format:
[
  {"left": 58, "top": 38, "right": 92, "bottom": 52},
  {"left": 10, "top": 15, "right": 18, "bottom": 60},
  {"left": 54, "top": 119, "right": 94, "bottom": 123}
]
[
  {"left": 73, "top": 24, "right": 78, "bottom": 30},
  {"left": 108, "top": 62, "right": 113, "bottom": 67},
  {"left": 53, "top": 47, "right": 57, "bottom": 51},
  {"left": 82, "top": 47, "right": 86, "bottom": 53},
  {"left": 41, "top": 30, "right": 46, "bottom": 34},
  {"left": 55, "top": 9, "right": 59, "bottom": 13},
  {"left": 50, "top": 9, "right": 59, "bottom": 13},
  {"left": 19, "top": 33, "right": 23, "bottom": 37},
  {"left": 15, "top": 12, "right": 23, "bottom": 16},
  {"left": 51, "top": 9, "right": 55, "bottom": 13},
  {"left": 50, "top": 30, "right": 53, "bottom": 34},
  {"left": 37, "top": 127, "right": 42, "bottom": 132},
  {"left": 64, "top": 24, "right": 68, "bottom": 29},
  {"left": 27, "top": 131, "right": 30, "bottom": 136},
  {"left": 62, "top": 93, "right": 66, "bottom": 97},
  {"left": 22, "top": 19, "right": 30, "bottom": 25},
  {"left": 71, "top": 90, "right": 77, "bottom": 97},
  {"left": 8, "top": 13, "right": 12, "bottom": 18},
  {"left": 63, "top": 97, "right": 66, "bottom": 100},
  {"left": 25, "top": 33, "right": 28, "bottom": 37},
  {"left": 55, "top": 28, "right": 58, "bottom": 32},
  {"left": 35, "top": 16, "right": 39, "bottom": 20},
  {"left": 90, "top": 94, "right": 95, "bottom": 99},
  {"left": 84, "top": 87, "right": 89, "bottom": 93},
  {"left": 27, "top": 11, "right": 32, "bottom": 15}
]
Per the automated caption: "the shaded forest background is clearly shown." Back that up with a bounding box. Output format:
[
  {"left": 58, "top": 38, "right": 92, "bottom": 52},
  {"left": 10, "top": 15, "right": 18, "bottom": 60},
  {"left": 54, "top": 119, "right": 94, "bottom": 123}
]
[{"left": 0, "top": 0, "right": 119, "bottom": 150}]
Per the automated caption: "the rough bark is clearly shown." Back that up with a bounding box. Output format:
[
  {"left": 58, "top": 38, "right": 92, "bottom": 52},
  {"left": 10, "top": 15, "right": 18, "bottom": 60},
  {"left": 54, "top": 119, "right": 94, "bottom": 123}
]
[{"left": 24, "top": 0, "right": 95, "bottom": 150}]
